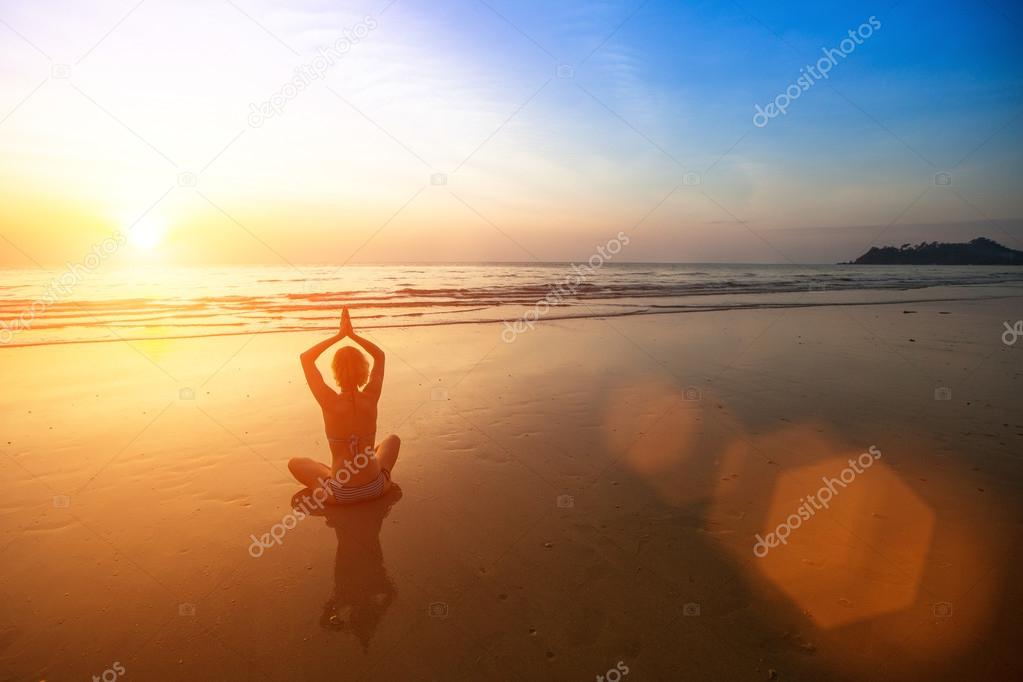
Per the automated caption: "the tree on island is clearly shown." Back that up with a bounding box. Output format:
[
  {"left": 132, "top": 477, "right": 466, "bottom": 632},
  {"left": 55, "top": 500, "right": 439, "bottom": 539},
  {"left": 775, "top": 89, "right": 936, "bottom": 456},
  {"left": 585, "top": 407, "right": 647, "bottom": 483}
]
[{"left": 848, "top": 237, "right": 1023, "bottom": 265}]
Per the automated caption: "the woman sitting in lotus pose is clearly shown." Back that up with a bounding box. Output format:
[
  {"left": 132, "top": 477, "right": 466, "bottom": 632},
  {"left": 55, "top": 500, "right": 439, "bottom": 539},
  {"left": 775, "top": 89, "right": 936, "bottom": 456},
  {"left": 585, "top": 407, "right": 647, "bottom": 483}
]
[{"left": 288, "top": 307, "right": 400, "bottom": 504}]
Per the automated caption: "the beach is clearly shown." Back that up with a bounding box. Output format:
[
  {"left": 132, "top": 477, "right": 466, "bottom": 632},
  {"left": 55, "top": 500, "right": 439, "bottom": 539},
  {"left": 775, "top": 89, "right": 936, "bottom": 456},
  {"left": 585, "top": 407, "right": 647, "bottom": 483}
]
[{"left": 2, "top": 287, "right": 1021, "bottom": 681}]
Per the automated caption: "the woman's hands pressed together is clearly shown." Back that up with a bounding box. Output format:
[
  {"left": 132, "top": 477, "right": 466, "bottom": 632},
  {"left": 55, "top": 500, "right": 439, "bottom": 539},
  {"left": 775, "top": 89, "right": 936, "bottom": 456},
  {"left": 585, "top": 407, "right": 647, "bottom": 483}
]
[{"left": 340, "top": 306, "right": 354, "bottom": 338}]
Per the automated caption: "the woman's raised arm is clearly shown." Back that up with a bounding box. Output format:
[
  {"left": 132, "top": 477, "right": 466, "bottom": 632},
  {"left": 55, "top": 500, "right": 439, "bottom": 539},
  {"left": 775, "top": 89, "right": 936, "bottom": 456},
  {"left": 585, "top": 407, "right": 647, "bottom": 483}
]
[{"left": 300, "top": 329, "right": 344, "bottom": 406}]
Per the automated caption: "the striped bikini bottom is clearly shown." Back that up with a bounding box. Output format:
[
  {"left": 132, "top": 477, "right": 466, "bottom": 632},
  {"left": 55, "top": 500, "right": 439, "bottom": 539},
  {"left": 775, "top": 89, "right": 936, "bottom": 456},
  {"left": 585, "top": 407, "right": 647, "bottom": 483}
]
[{"left": 325, "top": 469, "right": 390, "bottom": 504}]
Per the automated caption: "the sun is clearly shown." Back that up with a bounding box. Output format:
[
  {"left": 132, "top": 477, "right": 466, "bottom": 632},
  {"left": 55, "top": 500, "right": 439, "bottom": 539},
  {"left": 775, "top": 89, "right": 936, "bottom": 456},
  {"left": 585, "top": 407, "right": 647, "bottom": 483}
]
[{"left": 128, "top": 217, "right": 167, "bottom": 251}]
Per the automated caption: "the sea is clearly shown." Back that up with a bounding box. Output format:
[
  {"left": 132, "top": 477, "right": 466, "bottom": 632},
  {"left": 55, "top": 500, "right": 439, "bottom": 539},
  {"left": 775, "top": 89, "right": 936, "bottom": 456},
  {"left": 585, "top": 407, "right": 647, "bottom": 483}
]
[{"left": 1, "top": 263, "right": 1021, "bottom": 347}]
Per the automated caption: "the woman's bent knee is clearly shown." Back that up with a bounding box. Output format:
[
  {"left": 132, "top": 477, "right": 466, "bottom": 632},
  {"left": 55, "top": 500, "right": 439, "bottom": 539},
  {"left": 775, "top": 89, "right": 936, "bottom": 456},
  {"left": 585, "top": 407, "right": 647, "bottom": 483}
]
[{"left": 288, "top": 457, "right": 314, "bottom": 476}]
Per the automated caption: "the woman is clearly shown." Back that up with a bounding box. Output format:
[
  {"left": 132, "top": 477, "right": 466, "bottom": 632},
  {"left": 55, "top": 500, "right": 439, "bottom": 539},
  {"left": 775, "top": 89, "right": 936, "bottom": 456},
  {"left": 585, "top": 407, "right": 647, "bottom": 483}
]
[{"left": 288, "top": 307, "right": 400, "bottom": 504}]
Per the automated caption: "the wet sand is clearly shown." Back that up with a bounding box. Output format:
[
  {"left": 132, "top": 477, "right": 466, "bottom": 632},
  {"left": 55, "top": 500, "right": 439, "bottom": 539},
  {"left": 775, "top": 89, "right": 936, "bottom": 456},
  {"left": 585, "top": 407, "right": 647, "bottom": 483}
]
[{"left": 1, "top": 291, "right": 1022, "bottom": 681}]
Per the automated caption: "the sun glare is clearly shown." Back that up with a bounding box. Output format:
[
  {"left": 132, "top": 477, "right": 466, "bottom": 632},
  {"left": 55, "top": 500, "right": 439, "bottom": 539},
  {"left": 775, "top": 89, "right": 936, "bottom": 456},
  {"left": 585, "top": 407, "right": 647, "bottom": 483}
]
[{"left": 128, "top": 217, "right": 167, "bottom": 251}]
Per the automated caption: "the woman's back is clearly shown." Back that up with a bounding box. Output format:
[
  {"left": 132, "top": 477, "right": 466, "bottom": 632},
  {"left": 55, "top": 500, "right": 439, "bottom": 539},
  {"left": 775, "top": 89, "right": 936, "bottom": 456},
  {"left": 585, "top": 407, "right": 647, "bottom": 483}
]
[{"left": 323, "top": 390, "right": 379, "bottom": 479}]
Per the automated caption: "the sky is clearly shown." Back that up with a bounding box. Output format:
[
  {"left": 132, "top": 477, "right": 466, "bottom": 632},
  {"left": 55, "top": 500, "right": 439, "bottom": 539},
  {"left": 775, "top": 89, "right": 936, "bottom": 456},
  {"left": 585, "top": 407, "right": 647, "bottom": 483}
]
[{"left": 0, "top": 0, "right": 1021, "bottom": 266}]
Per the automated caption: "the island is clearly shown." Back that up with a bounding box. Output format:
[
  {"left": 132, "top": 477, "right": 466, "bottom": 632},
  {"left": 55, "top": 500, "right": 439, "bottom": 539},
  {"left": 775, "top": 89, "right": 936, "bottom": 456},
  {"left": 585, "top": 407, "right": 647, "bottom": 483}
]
[{"left": 847, "top": 237, "right": 1023, "bottom": 265}]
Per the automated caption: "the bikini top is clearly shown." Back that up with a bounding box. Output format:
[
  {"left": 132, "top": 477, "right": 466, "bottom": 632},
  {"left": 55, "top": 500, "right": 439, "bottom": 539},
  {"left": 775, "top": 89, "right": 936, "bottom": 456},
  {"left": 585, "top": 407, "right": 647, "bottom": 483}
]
[{"left": 327, "top": 434, "right": 375, "bottom": 458}]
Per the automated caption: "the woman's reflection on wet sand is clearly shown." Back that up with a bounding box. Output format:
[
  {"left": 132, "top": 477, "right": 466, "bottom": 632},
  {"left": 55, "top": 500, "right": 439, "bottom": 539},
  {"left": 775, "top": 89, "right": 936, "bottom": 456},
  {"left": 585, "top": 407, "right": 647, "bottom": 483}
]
[{"left": 291, "top": 485, "right": 403, "bottom": 651}]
